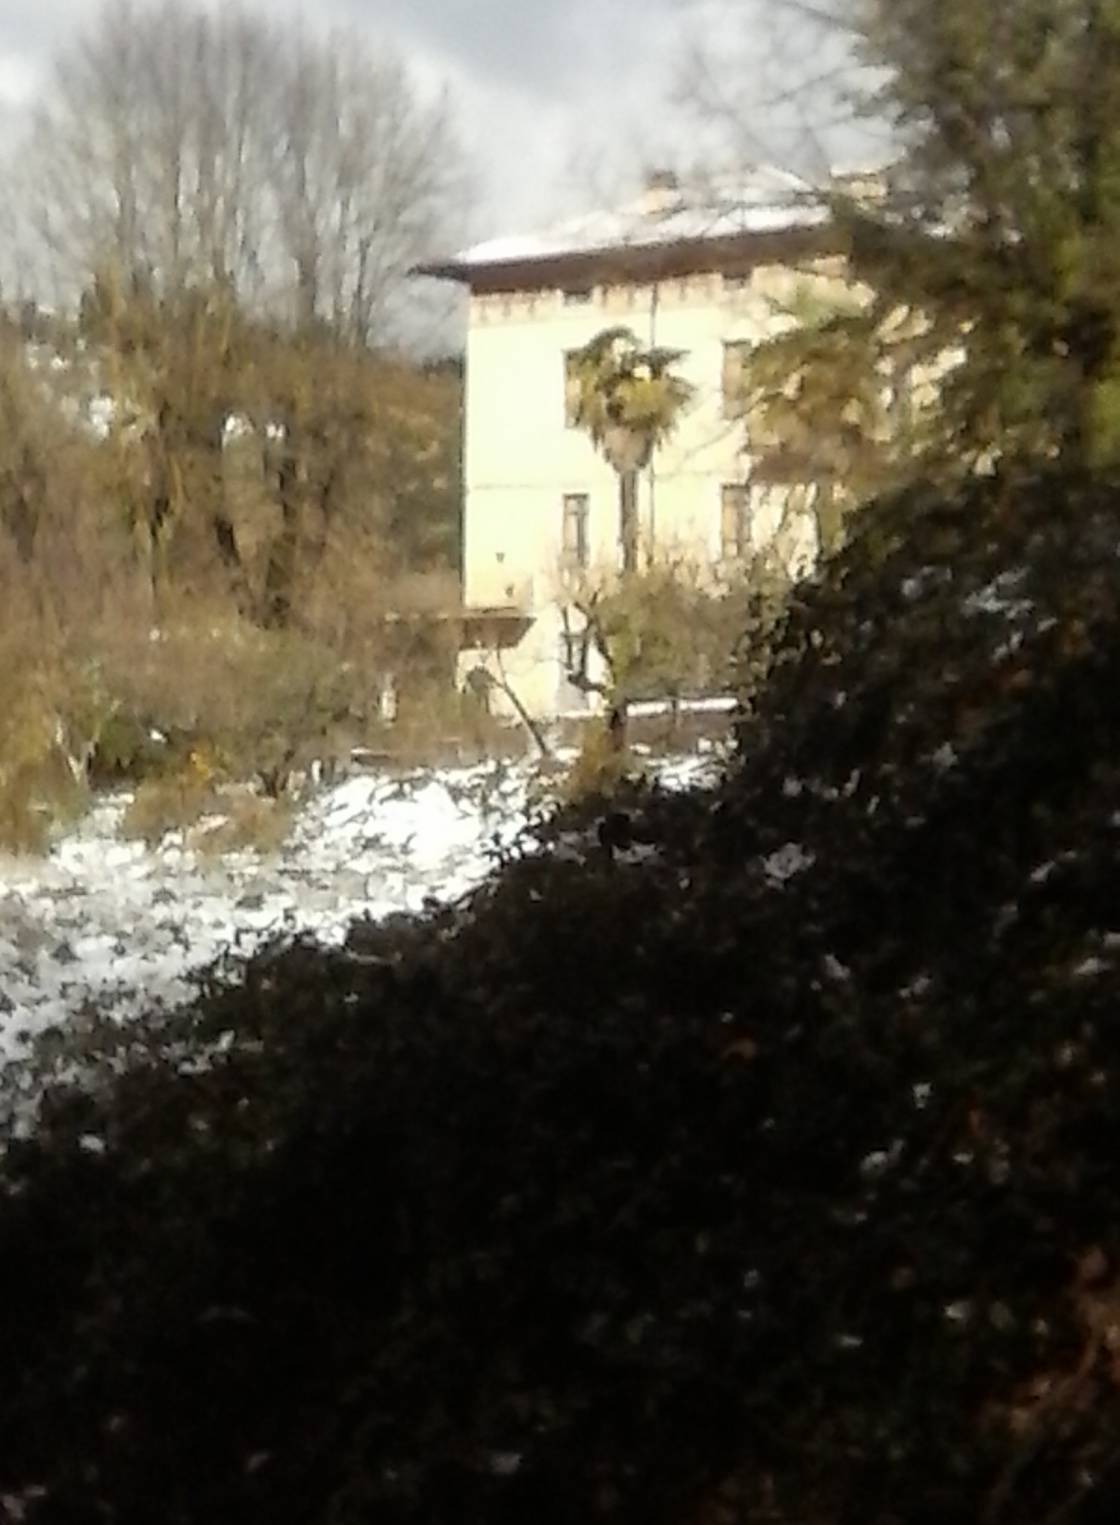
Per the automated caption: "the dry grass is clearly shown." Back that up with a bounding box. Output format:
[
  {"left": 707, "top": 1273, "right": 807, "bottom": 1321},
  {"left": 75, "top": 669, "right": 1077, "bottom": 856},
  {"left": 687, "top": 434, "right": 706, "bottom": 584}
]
[
  {"left": 120, "top": 750, "right": 222, "bottom": 848},
  {"left": 191, "top": 792, "right": 294, "bottom": 858},
  {"left": 558, "top": 721, "right": 642, "bottom": 804}
]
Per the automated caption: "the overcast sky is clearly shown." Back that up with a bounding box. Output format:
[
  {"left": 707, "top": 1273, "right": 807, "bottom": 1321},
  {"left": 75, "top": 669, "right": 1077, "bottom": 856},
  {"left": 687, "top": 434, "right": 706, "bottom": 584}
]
[{"left": 0, "top": 0, "right": 727, "bottom": 244}]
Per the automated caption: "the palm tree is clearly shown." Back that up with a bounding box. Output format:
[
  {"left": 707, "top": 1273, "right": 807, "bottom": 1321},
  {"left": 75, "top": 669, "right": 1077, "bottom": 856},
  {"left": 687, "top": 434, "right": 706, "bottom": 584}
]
[
  {"left": 569, "top": 326, "right": 694, "bottom": 573},
  {"left": 738, "top": 286, "right": 929, "bottom": 560}
]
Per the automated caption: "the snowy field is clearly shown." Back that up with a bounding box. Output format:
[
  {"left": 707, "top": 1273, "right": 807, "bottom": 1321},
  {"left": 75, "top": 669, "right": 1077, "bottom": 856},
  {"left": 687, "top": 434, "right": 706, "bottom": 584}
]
[{"left": 0, "top": 754, "right": 718, "bottom": 1068}]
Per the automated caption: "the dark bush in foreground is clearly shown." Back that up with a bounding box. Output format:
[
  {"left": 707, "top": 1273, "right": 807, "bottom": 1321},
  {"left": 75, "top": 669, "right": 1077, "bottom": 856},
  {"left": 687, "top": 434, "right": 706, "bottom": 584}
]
[{"left": 4, "top": 466, "right": 1120, "bottom": 1524}]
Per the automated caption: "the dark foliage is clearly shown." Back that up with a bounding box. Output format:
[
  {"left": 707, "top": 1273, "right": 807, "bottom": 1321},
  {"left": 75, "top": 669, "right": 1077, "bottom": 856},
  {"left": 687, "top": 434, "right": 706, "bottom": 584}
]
[{"left": 4, "top": 466, "right": 1120, "bottom": 1524}]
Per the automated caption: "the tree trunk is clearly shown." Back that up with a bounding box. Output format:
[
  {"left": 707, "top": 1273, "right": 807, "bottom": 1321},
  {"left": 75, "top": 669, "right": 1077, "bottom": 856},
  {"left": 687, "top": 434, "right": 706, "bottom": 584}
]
[
  {"left": 263, "top": 442, "right": 301, "bottom": 628},
  {"left": 619, "top": 469, "right": 638, "bottom": 574},
  {"left": 1066, "top": 0, "right": 1120, "bottom": 467},
  {"left": 198, "top": 409, "right": 252, "bottom": 615},
  {"left": 490, "top": 653, "right": 552, "bottom": 759},
  {"left": 814, "top": 481, "right": 846, "bottom": 562},
  {"left": 1, "top": 446, "right": 43, "bottom": 564},
  {"left": 607, "top": 699, "right": 627, "bottom": 754}
]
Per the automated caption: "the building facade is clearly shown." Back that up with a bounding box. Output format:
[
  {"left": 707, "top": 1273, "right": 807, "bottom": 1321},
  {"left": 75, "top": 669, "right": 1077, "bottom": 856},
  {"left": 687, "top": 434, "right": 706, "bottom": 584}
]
[{"left": 422, "top": 169, "right": 867, "bottom": 720}]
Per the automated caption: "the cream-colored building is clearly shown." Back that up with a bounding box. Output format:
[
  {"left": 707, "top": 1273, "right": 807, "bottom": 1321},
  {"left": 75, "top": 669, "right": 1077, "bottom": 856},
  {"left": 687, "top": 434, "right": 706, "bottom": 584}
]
[{"left": 421, "top": 168, "right": 867, "bottom": 720}]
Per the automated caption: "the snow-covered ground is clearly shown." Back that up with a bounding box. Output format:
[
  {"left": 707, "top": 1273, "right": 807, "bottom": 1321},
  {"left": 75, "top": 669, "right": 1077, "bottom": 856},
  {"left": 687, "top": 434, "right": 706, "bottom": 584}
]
[{"left": 0, "top": 753, "right": 717, "bottom": 1067}]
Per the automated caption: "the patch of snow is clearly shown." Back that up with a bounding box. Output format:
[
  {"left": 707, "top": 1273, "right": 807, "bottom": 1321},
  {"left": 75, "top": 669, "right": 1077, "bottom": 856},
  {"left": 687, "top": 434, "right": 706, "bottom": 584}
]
[
  {"left": 900, "top": 973, "right": 932, "bottom": 999},
  {"left": 900, "top": 566, "right": 948, "bottom": 601},
  {"left": 760, "top": 841, "right": 816, "bottom": 885},
  {"left": 860, "top": 1150, "right": 892, "bottom": 1179},
  {"left": 223, "top": 414, "right": 253, "bottom": 443},
  {"left": 822, "top": 953, "right": 850, "bottom": 982},
  {"left": 488, "top": 1453, "right": 522, "bottom": 1478},
  {"left": 617, "top": 843, "right": 661, "bottom": 866},
  {"left": 993, "top": 629, "right": 1025, "bottom": 661},
  {"left": 87, "top": 395, "right": 116, "bottom": 439},
  {"left": 859, "top": 1139, "right": 904, "bottom": 1179},
  {"left": 627, "top": 695, "right": 736, "bottom": 718},
  {"left": 1074, "top": 956, "right": 1108, "bottom": 980},
  {"left": 0, "top": 755, "right": 713, "bottom": 1073},
  {"left": 962, "top": 569, "right": 1033, "bottom": 620},
  {"left": 427, "top": 166, "right": 826, "bottom": 275},
  {"left": 655, "top": 754, "right": 720, "bottom": 792}
]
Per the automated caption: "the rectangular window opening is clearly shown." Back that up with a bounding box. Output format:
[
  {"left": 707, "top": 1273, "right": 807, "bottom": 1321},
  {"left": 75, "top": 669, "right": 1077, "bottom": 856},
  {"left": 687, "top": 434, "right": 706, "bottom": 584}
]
[
  {"left": 564, "top": 350, "right": 582, "bottom": 427},
  {"left": 562, "top": 492, "right": 590, "bottom": 570},
  {"left": 720, "top": 482, "right": 752, "bottom": 561},
  {"left": 722, "top": 339, "right": 752, "bottom": 418}
]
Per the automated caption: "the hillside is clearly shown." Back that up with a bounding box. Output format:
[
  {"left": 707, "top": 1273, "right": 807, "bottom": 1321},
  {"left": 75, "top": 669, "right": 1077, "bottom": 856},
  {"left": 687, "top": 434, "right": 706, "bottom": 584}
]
[{"left": 2, "top": 466, "right": 1119, "bottom": 1525}]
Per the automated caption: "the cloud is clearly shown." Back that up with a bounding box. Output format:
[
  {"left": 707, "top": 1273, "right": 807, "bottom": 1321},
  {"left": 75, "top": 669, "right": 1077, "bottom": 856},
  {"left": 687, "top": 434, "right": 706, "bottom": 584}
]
[
  {"left": 0, "top": 0, "right": 698, "bottom": 239},
  {"left": 331, "top": 0, "right": 669, "bottom": 100},
  {"left": 0, "top": 53, "right": 40, "bottom": 108}
]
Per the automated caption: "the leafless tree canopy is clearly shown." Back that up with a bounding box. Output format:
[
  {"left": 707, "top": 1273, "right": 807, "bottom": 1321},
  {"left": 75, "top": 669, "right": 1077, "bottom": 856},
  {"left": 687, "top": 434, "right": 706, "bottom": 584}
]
[
  {"left": 677, "top": 0, "right": 880, "bottom": 180},
  {"left": 19, "top": 0, "right": 468, "bottom": 347}
]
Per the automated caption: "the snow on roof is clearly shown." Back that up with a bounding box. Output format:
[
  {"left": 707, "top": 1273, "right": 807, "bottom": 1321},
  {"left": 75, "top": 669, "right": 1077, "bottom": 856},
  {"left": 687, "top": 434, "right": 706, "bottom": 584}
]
[{"left": 422, "top": 166, "right": 835, "bottom": 280}]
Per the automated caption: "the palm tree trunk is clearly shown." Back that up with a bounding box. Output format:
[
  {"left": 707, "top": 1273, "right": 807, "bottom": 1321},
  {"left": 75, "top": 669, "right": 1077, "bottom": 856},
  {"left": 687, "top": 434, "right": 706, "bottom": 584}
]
[{"left": 619, "top": 469, "right": 638, "bottom": 574}]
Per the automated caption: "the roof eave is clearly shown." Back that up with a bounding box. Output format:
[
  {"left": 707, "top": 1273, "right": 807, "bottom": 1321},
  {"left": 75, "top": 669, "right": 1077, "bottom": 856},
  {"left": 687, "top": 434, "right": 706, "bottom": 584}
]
[
  {"left": 412, "top": 224, "right": 844, "bottom": 295},
  {"left": 411, "top": 260, "right": 471, "bottom": 283}
]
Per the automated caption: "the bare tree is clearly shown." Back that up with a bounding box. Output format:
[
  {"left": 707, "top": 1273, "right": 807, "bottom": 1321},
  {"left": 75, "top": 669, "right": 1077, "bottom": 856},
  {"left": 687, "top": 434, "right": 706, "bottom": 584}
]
[
  {"left": 22, "top": 1, "right": 276, "bottom": 307},
  {"left": 11, "top": 0, "right": 467, "bottom": 626},
  {"left": 269, "top": 28, "right": 466, "bottom": 347},
  {"left": 18, "top": 0, "right": 468, "bottom": 346}
]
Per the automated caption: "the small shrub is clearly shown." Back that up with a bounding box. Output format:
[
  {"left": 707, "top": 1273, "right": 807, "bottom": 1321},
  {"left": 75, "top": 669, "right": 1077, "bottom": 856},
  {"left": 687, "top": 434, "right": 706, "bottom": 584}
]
[
  {"left": 0, "top": 771, "right": 54, "bottom": 854},
  {"left": 0, "top": 682, "right": 88, "bottom": 853},
  {"left": 559, "top": 719, "right": 642, "bottom": 804},
  {"left": 377, "top": 681, "right": 527, "bottom": 767},
  {"left": 192, "top": 792, "right": 294, "bottom": 857},
  {"left": 120, "top": 751, "right": 221, "bottom": 847},
  {"left": 87, "top": 710, "right": 173, "bottom": 786}
]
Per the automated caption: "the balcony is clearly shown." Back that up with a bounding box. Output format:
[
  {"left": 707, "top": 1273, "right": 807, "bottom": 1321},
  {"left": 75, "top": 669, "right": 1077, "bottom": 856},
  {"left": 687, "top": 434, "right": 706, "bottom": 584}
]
[{"left": 458, "top": 574, "right": 536, "bottom": 651}]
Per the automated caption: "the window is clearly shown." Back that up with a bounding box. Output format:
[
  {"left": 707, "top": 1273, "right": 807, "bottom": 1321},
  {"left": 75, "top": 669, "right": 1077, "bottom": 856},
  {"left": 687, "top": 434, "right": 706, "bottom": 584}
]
[
  {"left": 562, "top": 492, "right": 590, "bottom": 570},
  {"left": 722, "top": 339, "right": 752, "bottom": 418},
  {"left": 564, "top": 350, "right": 582, "bottom": 427},
  {"left": 563, "top": 286, "right": 593, "bottom": 306},
  {"left": 558, "top": 627, "right": 591, "bottom": 710},
  {"left": 720, "top": 483, "right": 752, "bottom": 560},
  {"left": 561, "top": 628, "right": 587, "bottom": 674}
]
